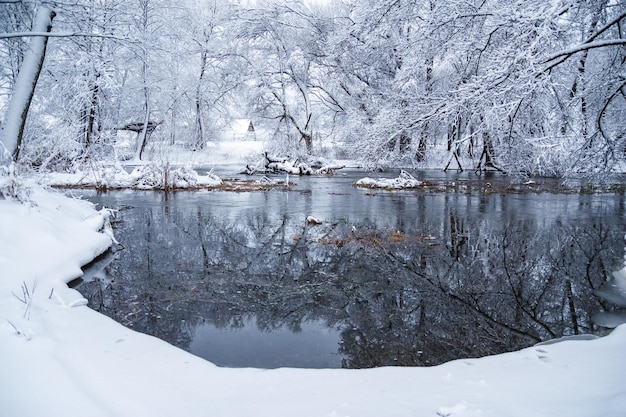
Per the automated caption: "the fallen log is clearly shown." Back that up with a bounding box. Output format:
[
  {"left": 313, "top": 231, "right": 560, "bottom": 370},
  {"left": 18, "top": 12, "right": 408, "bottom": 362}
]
[{"left": 262, "top": 152, "right": 344, "bottom": 176}]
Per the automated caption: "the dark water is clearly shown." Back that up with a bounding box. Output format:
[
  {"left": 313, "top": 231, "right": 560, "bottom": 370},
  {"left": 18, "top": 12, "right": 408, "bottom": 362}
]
[{"left": 77, "top": 170, "right": 626, "bottom": 368}]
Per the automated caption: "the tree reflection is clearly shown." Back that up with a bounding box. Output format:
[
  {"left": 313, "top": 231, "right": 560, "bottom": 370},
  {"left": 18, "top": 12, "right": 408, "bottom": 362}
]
[{"left": 78, "top": 191, "right": 624, "bottom": 368}]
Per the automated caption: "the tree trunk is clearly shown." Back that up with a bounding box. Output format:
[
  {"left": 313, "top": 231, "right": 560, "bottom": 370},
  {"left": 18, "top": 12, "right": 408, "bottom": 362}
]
[
  {"left": 301, "top": 112, "right": 313, "bottom": 154},
  {"left": 82, "top": 73, "right": 100, "bottom": 149},
  {"left": 574, "top": 1, "right": 606, "bottom": 149},
  {"left": 135, "top": 0, "right": 151, "bottom": 161},
  {"left": 193, "top": 49, "right": 208, "bottom": 151},
  {"left": 135, "top": 98, "right": 151, "bottom": 161},
  {"left": 302, "top": 131, "right": 313, "bottom": 154},
  {"left": 417, "top": 56, "right": 434, "bottom": 162},
  {"left": 0, "top": 6, "right": 55, "bottom": 163},
  {"left": 565, "top": 280, "right": 579, "bottom": 335}
]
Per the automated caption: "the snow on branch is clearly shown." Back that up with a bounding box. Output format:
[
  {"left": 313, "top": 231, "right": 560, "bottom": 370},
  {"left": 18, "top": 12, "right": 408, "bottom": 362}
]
[
  {"left": 542, "top": 11, "right": 626, "bottom": 68},
  {"left": 543, "top": 39, "right": 626, "bottom": 63},
  {"left": 0, "top": 32, "right": 131, "bottom": 41},
  {"left": 585, "top": 11, "right": 626, "bottom": 44}
]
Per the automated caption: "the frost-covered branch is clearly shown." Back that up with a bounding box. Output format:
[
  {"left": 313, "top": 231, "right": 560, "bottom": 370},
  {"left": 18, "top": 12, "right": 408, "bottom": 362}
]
[
  {"left": 0, "top": 31, "right": 131, "bottom": 41},
  {"left": 597, "top": 80, "right": 626, "bottom": 141},
  {"left": 585, "top": 11, "right": 626, "bottom": 44},
  {"left": 543, "top": 39, "right": 626, "bottom": 64}
]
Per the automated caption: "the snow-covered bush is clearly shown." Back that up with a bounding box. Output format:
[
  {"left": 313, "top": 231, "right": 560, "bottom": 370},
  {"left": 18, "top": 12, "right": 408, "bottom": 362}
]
[
  {"left": 19, "top": 134, "right": 83, "bottom": 173},
  {"left": 128, "top": 163, "right": 221, "bottom": 190},
  {"left": 0, "top": 164, "right": 32, "bottom": 203}
]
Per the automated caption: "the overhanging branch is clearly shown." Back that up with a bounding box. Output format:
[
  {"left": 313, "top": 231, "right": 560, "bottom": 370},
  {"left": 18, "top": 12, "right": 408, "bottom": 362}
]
[
  {"left": 543, "top": 39, "right": 626, "bottom": 63},
  {"left": 0, "top": 31, "right": 131, "bottom": 41}
]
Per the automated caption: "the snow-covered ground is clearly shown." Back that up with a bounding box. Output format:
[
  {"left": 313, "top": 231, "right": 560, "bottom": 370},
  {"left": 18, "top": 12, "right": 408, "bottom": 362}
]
[
  {"left": 34, "top": 141, "right": 272, "bottom": 189},
  {"left": 150, "top": 140, "right": 266, "bottom": 167},
  {"left": 1, "top": 169, "right": 626, "bottom": 416}
]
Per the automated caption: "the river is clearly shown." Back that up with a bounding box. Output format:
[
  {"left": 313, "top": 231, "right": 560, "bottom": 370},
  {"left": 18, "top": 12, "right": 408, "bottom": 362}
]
[{"left": 76, "top": 169, "right": 626, "bottom": 368}]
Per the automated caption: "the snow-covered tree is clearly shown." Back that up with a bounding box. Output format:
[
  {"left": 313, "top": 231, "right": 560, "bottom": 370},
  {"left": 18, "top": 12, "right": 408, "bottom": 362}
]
[
  {"left": 0, "top": 0, "right": 623, "bottom": 176},
  {"left": 235, "top": 0, "right": 337, "bottom": 155},
  {"left": 0, "top": 4, "right": 55, "bottom": 163},
  {"left": 319, "top": 0, "right": 625, "bottom": 176}
]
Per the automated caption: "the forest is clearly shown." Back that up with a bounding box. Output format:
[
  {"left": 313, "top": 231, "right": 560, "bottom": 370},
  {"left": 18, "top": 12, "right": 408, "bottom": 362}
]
[{"left": 1, "top": 0, "right": 625, "bottom": 177}]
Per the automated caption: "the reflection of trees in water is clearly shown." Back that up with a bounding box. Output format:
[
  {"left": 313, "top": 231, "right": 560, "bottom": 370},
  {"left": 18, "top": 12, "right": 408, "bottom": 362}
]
[{"left": 78, "top": 197, "right": 623, "bottom": 368}]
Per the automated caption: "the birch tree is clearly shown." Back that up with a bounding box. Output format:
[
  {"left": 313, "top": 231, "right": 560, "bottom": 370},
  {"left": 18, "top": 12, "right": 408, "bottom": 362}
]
[
  {"left": 133, "top": 0, "right": 154, "bottom": 161},
  {"left": 0, "top": 5, "right": 55, "bottom": 163}
]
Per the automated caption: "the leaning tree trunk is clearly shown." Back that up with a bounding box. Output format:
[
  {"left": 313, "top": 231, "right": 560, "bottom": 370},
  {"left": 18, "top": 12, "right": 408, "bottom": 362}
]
[
  {"left": 135, "top": 43, "right": 151, "bottom": 161},
  {"left": 135, "top": 98, "right": 151, "bottom": 161},
  {"left": 301, "top": 113, "right": 313, "bottom": 154},
  {"left": 0, "top": 6, "right": 55, "bottom": 163}
]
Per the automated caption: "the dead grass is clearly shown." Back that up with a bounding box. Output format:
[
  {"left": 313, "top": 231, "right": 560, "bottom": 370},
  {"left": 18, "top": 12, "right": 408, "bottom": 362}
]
[
  {"left": 54, "top": 179, "right": 291, "bottom": 192},
  {"left": 318, "top": 229, "right": 438, "bottom": 249}
]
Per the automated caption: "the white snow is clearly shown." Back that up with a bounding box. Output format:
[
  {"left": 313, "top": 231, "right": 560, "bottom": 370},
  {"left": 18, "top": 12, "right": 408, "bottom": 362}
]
[
  {"left": 356, "top": 169, "right": 423, "bottom": 189},
  {"left": 153, "top": 140, "right": 266, "bottom": 167},
  {"left": 37, "top": 163, "right": 222, "bottom": 190},
  {"left": 1, "top": 181, "right": 626, "bottom": 416}
]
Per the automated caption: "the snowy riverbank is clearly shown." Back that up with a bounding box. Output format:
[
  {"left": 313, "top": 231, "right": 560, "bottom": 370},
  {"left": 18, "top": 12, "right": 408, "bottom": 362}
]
[{"left": 1, "top": 182, "right": 625, "bottom": 417}]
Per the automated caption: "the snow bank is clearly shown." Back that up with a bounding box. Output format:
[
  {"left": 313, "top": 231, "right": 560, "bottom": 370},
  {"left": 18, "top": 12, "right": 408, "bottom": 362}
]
[
  {"left": 1, "top": 183, "right": 625, "bottom": 417},
  {"left": 0, "top": 181, "right": 113, "bottom": 320},
  {"left": 593, "top": 266, "right": 626, "bottom": 327},
  {"left": 37, "top": 163, "right": 222, "bottom": 190},
  {"left": 355, "top": 169, "right": 422, "bottom": 189}
]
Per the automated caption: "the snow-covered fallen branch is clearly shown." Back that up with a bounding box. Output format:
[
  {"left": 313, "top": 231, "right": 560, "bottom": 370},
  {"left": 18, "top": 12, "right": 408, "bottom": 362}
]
[
  {"left": 314, "top": 163, "right": 346, "bottom": 175},
  {"left": 260, "top": 152, "right": 345, "bottom": 176},
  {"left": 263, "top": 152, "right": 312, "bottom": 175},
  {"left": 355, "top": 170, "right": 422, "bottom": 189},
  {"left": 256, "top": 175, "right": 289, "bottom": 185}
]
